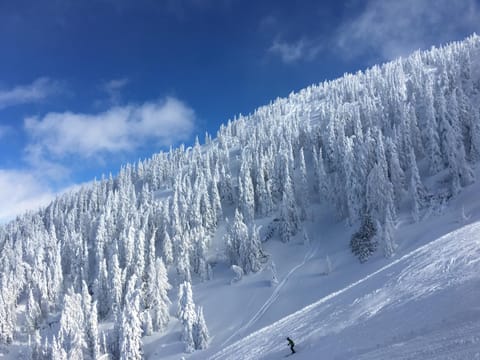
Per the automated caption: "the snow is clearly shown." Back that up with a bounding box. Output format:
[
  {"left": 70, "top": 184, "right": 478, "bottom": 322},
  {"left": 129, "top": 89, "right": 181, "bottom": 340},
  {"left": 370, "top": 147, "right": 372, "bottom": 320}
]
[
  {"left": 142, "top": 174, "right": 480, "bottom": 360},
  {"left": 207, "top": 221, "right": 480, "bottom": 360}
]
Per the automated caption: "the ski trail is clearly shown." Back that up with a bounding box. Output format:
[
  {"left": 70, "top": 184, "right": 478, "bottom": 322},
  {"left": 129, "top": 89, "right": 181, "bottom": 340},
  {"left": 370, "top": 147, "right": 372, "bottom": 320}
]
[
  {"left": 210, "top": 222, "right": 480, "bottom": 360},
  {"left": 221, "top": 244, "right": 319, "bottom": 347}
]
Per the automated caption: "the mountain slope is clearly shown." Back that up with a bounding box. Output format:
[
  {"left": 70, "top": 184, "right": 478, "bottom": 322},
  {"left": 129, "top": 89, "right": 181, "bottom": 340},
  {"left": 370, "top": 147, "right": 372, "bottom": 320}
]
[{"left": 207, "top": 219, "right": 480, "bottom": 360}]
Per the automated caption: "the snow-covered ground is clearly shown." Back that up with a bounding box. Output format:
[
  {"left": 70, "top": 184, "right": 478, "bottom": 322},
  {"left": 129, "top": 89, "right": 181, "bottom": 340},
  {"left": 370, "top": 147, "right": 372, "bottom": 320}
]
[{"left": 143, "top": 170, "right": 480, "bottom": 360}]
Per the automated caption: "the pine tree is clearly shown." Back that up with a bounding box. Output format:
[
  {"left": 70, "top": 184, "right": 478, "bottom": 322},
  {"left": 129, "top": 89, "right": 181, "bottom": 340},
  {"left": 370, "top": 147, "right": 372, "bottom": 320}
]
[
  {"left": 408, "top": 147, "right": 426, "bottom": 222},
  {"left": 278, "top": 182, "right": 300, "bottom": 243},
  {"left": 297, "top": 148, "right": 309, "bottom": 221},
  {"left": 109, "top": 254, "right": 123, "bottom": 317},
  {"left": 193, "top": 306, "right": 209, "bottom": 350},
  {"left": 313, "top": 147, "right": 328, "bottom": 202},
  {"left": 26, "top": 287, "right": 41, "bottom": 332},
  {"left": 177, "top": 281, "right": 196, "bottom": 353},
  {"left": 31, "top": 329, "right": 42, "bottom": 360},
  {"left": 269, "top": 260, "right": 279, "bottom": 286},
  {"left": 142, "top": 310, "right": 153, "bottom": 337},
  {"left": 382, "top": 207, "right": 396, "bottom": 258},
  {"left": 161, "top": 228, "right": 174, "bottom": 266},
  {"left": 386, "top": 137, "right": 405, "bottom": 205},
  {"left": 366, "top": 163, "right": 396, "bottom": 224},
  {"left": 51, "top": 335, "right": 68, "bottom": 360},
  {"left": 224, "top": 210, "right": 248, "bottom": 272},
  {"left": 118, "top": 276, "right": 143, "bottom": 360},
  {"left": 243, "top": 224, "right": 264, "bottom": 273},
  {"left": 350, "top": 215, "right": 377, "bottom": 263},
  {"left": 57, "top": 288, "right": 88, "bottom": 359},
  {"left": 238, "top": 162, "right": 255, "bottom": 224},
  {"left": 147, "top": 258, "right": 171, "bottom": 332},
  {"left": 84, "top": 300, "right": 100, "bottom": 360},
  {"left": 93, "top": 258, "right": 109, "bottom": 319}
]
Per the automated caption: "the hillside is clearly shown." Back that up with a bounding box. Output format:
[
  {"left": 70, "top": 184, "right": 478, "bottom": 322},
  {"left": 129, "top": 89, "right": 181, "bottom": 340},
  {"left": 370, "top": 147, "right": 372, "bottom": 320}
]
[
  {"left": 204, "top": 176, "right": 480, "bottom": 359},
  {"left": 1, "top": 35, "right": 480, "bottom": 359}
]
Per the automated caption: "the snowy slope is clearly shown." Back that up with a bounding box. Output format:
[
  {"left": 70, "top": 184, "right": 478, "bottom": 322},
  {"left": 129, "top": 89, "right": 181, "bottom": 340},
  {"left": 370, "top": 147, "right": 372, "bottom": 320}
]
[
  {"left": 140, "top": 172, "right": 480, "bottom": 360},
  {"left": 141, "top": 171, "right": 480, "bottom": 360},
  {"left": 207, "top": 221, "right": 480, "bottom": 360}
]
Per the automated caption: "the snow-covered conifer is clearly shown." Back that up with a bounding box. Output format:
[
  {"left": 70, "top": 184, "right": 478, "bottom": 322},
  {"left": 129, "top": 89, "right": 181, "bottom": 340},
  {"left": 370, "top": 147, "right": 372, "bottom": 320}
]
[
  {"left": 230, "top": 265, "right": 244, "bottom": 283},
  {"left": 118, "top": 276, "right": 143, "bottom": 360},
  {"left": 239, "top": 162, "right": 255, "bottom": 224},
  {"left": 269, "top": 260, "right": 279, "bottom": 286},
  {"left": 142, "top": 310, "right": 153, "bottom": 337},
  {"left": 382, "top": 207, "right": 396, "bottom": 258},
  {"left": 224, "top": 210, "right": 248, "bottom": 272},
  {"left": 255, "top": 159, "right": 274, "bottom": 217},
  {"left": 51, "top": 335, "right": 68, "bottom": 360},
  {"left": 57, "top": 288, "right": 87, "bottom": 359},
  {"left": 408, "top": 148, "right": 426, "bottom": 222},
  {"left": 161, "top": 227, "right": 174, "bottom": 266},
  {"left": 386, "top": 137, "right": 405, "bottom": 204},
  {"left": 278, "top": 180, "right": 300, "bottom": 243},
  {"left": 109, "top": 254, "right": 123, "bottom": 317},
  {"left": 297, "top": 148, "right": 309, "bottom": 221},
  {"left": 26, "top": 287, "right": 41, "bottom": 332},
  {"left": 193, "top": 306, "right": 209, "bottom": 350},
  {"left": 93, "top": 258, "right": 109, "bottom": 319},
  {"left": 147, "top": 258, "right": 171, "bottom": 332},
  {"left": 177, "top": 281, "right": 196, "bottom": 353}
]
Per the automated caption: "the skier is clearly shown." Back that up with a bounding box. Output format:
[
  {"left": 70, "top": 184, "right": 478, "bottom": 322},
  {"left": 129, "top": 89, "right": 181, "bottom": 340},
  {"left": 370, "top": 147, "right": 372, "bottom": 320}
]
[{"left": 287, "top": 337, "right": 295, "bottom": 354}]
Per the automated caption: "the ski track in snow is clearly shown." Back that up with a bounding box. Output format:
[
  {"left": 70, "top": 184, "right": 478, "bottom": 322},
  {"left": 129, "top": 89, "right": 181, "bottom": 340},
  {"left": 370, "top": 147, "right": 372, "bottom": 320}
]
[
  {"left": 354, "top": 320, "right": 480, "bottom": 360},
  {"left": 210, "top": 222, "right": 480, "bottom": 360},
  {"left": 220, "top": 243, "right": 319, "bottom": 348}
]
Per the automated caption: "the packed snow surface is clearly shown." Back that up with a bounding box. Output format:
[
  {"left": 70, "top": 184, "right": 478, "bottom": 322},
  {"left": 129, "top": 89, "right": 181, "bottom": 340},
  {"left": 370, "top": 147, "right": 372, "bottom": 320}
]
[{"left": 207, "top": 222, "right": 480, "bottom": 359}]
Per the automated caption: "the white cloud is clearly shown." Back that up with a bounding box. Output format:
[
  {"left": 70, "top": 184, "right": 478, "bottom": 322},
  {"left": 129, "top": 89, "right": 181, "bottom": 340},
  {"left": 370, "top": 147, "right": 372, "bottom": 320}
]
[
  {"left": 268, "top": 38, "right": 322, "bottom": 64},
  {"left": 336, "top": 0, "right": 480, "bottom": 60},
  {"left": 24, "top": 97, "right": 196, "bottom": 158},
  {"left": 0, "top": 77, "right": 61, "bottom": 109},
  {"left": 0, "top": 170, "right": 55, "bottom": 223}
]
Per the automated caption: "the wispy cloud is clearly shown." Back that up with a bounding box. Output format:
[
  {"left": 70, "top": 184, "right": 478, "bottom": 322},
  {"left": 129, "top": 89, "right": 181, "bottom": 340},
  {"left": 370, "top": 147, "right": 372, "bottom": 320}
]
[
  {"left": 335, "top": 0, "right": 480, "bottom": 60},
  {"left": 0, "top": 169, "right": 55, "bottom": 223},
  {"left": 24, "top": 97, "right": 196, "bottom": 159},
  {"left": 101, "top": 77, "right": 129, "bottom": 105},
  {"left": 268, "top": 38, "right": 322, "bottom": 64},
  {"left": 0, "top": 77, "right": 62, "bottom": 110}
]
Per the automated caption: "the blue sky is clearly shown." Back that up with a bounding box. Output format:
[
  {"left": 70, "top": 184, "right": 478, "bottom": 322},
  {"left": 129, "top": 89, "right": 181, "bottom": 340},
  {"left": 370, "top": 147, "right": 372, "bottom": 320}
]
[{"left": 1, "top": 0, "right": 479, "bottom": 222}]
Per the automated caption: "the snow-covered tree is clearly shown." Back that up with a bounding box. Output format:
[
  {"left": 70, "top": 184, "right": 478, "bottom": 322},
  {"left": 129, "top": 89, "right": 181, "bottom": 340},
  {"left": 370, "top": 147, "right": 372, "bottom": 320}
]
[
  {"left": 278, "top": 172, "right": 300, "bottom": 243},
  {"left": 57, "top": 288, "right": 88, "bottom": 359},
  {"left": 177, "top": 281, "right": 196, "bottom": 353},
  {"left": 118, "top": 276, "right": 143, "bottom": 360},
  {"left": 193, "top": 306, "right": 209, "bottom": 350},
  {"left": 93, "top": 258, "right": 109, "bottom": 319},
  {"left": 145, "top": 258, "right": 171, "bottom": 332},
  {"left": 230, "top": 265, "right": 244, "bottom": 283},
  {"left": 161, "top": 227, "right": 174, "bottom": 266},
  {"left": 26, "top": 287, "right": 41, "bottom": 332},
  {"left": 269, "top": 260, "right": 279, "bottom": 286},
  {"left": 297, "top": 147, "right": 309, "bottom": 220}
]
